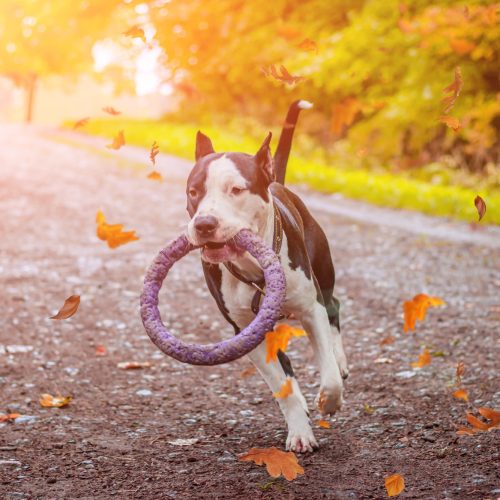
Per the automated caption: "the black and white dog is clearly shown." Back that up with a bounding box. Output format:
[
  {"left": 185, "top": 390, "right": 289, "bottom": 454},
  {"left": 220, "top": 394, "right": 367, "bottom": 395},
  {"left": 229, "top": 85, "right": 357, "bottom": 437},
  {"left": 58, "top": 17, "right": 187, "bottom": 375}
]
[{"left": 185, "top": 101, "right": 348, "bottom": 453}]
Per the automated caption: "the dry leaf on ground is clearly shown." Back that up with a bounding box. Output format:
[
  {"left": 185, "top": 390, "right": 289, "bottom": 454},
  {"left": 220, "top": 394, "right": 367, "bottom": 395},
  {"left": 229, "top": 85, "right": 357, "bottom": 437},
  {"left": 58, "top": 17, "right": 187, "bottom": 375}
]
[
  {"left": 317, "top": 419, "right": 331, "bottom": 428},
  {"left": 410, "top": 348, "right": 432, "bottom": 369},
  {"left": 239, "top": 447, "right": 304, "bottom": 481},
  {"left": 265, "top": 324, "right": 306, "bottom": 363},
  {"left": 117, "top": 361, "right": 152, "bottom": 370},
  {"left": 452, "top": 389, "right": 468, "bottom": 401},
  {"left": 102, "top": 106, "right": 121, "bottom": 115},
  {"left": 474, "top": 195, "right": 486, "bottom": 221},
  {"left": 150, "top": 141, "right": 159, "bottom": 165},
  {"left": 147, "top": 171, "right": 163, "bottom": 182},
  {"left": 456, "top": 407, "right": 500, "bottom": 435},
  {"left": 385, "top": 473, "right": 405, "bottom": 497},
  {"left": 0, "top": 413, "right": 21, "bottom": 423},
  {"left": 403, "top": 294, "right": 445, "bottom": 332},
  {"left": 50, "top": 295, "right": 80, "bottom": 320},
  {"left": 40, "top": 394, "right": 72, "bottom": 408},
  {"left": 273, "top": 378, "right": 293, "bottom": 399}
]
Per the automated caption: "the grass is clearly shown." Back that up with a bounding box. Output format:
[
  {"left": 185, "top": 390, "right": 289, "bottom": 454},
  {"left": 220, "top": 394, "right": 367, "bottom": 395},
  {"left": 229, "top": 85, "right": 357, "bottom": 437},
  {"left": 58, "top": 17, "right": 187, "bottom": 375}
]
[{"left": 70, "top": 118, "right": 500, "bottom": 225}]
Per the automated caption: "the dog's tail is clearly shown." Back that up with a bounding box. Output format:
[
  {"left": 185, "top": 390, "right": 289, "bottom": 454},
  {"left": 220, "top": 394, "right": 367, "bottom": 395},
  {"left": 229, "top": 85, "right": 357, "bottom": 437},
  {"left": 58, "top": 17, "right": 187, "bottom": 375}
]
[{"left": 274, "top": 100, "right": 313, "bottom": 185}]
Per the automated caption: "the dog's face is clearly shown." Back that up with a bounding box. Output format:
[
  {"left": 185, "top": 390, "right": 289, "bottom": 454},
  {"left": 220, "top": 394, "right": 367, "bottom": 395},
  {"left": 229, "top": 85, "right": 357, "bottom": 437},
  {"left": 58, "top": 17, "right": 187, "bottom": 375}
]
[{"left": 186, "top": 131, "right": 274, "bottom": 264}]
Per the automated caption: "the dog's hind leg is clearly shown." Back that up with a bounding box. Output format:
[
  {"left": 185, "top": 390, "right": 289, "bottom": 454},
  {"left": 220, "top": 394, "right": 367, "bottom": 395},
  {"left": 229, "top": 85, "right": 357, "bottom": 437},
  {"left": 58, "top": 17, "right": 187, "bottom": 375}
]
[{"left": 246, "top": 341, "right": 318, "bottom": 453}]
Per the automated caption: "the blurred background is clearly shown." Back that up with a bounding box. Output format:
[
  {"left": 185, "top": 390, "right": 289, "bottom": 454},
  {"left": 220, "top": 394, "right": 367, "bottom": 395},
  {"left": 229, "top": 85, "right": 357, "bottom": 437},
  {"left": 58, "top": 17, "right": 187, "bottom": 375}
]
[{"left": 0, "top": 0, "right": 498, "bottom": 222}]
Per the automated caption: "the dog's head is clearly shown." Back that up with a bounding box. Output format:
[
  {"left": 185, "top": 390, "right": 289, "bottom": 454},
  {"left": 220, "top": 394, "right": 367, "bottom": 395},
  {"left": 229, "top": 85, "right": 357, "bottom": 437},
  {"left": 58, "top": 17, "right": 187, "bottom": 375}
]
[{"left": 186, "top": 131, "right": 274, "bottom": 263}]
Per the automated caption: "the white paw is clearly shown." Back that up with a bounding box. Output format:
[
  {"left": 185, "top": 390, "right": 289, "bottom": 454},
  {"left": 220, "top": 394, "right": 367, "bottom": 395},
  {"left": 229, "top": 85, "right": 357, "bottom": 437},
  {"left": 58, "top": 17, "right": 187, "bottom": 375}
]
[
  {"left": 337, "top": 357, "right": 349, "bottom": 380},
  {"left": 315, "top": 386, "right": 342, "bottom": 416},
  {"left": 286, "top": 427, "right": 318, "bottom": 453}
]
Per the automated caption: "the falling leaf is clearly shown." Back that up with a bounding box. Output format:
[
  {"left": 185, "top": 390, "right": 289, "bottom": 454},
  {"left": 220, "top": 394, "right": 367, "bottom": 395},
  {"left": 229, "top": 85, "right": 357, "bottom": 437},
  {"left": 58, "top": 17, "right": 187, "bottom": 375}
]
[
  {"left": 331, "top": 97, "right": 361, "bottom": 135},
  {"left": 123, "top": 25, "right": 146, "bottom": 43},
  {"left": 455, "top": 361, "right": 465, "bottom": 385},
  {"left": 117, "top": 361, "right": 152, "bottom": 370},
  {"left": 96, "top": 210, "right": 139, "bottom": 249},
  {"left": 102, "top": 106, "right": 121, "bottom": 115},
  {"left": 474, "top": 195, "right": 486, "bottom": 221},
  {"left": 39, "top": 394, "right": 72, "bottom": 408},
  {"left": 297, "top": 38, "right": 318, "bottom": 52},
  {"left": 385, "top": 474, "right": 405, "bottom": 497},
  {"left": 150, "top": 141, "right": 160, "bottom": 165},
  {"left": 106, "top": 130, "right": 125, "bottom": 150},
  {"left": 147, "top": 171, "right": 163, "bottom": 182},
  {"left": 442, "top": 67, "right": 462, "bottom": 114},
  {"left": 50, "top": 295, "right": 80, "bottom": 320},
  {"left": 410, "top": 348, "right": 432, "bottom": 369},
  {"left": 0, "top": 413, "right": 21, "bottom": 423},
  {"left": 317, "top": 419, "right": 331, "bottom": 428},
  {"left": 453, "top": 389, "right": 468, "bottom": 401},
  {"left": 403, "top": 294, "right": 445, "bottom": 333},
  {"left": 240, "top": 366, "right": 257, "bottom": 378},
  {"left": 273, "top": 378, "right": 293, "bottom": 399},
  {"left": 374, "top": 357, "right": 393, "bottom": 364},
  {"left": 439, "top": 115, "right": 461, "bottom": 131},
  {"left": 261, "top": 65, "right": 306, "bottom": 86},
  {"left": 239, "top": 447, "right": 304, "bottom": 481},
  {"left": 379, "top": 335, "right": 395, "bottom": 346},
  {"left": 265, "top": 324, "right": 306, "bottom": 363},
  {"left": 364, "top": 404, "right": 375, "bottom": 415},
  {"left": 95, "top": 345, "right": 107, "bottom": 356},
  {"left": 73, "top": 117, "right": 89, "bottom": 129},
  {"left": 449, "top": 39, "right": 476, "bottom": 55}
]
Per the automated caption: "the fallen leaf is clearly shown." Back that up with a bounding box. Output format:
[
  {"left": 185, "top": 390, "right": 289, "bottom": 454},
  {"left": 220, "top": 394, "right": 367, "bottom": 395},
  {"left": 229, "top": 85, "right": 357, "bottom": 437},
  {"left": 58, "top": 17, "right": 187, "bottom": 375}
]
[
  {"left": 379, "top": 335, "right": 395, "bottom": 346},
  {"left": 439, "top": 115, "right": 461, "bottom": 131},
  {"left": 240, "top": 366, "right": 257, "bottom": 378},
  {"left": 265, "top": 324, "right": 306, "bottom": 363},
  {"left": 442, "top": 67, "right": 462, "bottom": 114},
  {"left": 147, "top": 171, "right": 163, "bottom": 182},
  {"left": 102, "top": 106, "right": 121, "bottom": 115},
  {"left": 403, "top": 294, "right": 445, "bottom": 332},
  {"left": 466, "top": 413, "right": 489, "bottom": 431},
  {"left": 39, "top": 394, "right": 72, "bottom": 408},
  {"left": 297, "top": 38, "right": 318, "bottom": 52},
  {"left": 273, "top": 378, "right": 293, "bottom": 399},
  {"left": 478, "top": 407, "right": 500, "bottom": 426},
  {"left": 317, "top": 419, "right": 331, "bottom": 428},
  {"left": 95, "top": 345, "right": 107, "bottom": 356},
  {"left": 73, "top": 117, "right": 89, "bottom": 129},
  {"left": 50, "top": 295, "right": 80, "bottom": 320},
  {"left": 117, "top": 361, "right": 152, "bottom": 370},
  {"left": 123, "top": 25, "right": 146, "bottom": 43},
  {"left": 150, "top": 141, "right": 160, "bottom": 165},
  {"left": 106, "top": 130, "right": 125, "bottom": 150},
  {"left": 474, "top": 195, "right": 486, "bottom": 221},
  {"left": 239, "top": 447, "right": 304, "bottom": 481},
  {"left": 261, "top": 64, "right": 306, "bottom": 86},
  {"left": 331, "top": 97, "right": 361, "bottom": 135},
  {"left": 374, "top": 357, "right": 393, "bottom": 364},
  {"left": 456, "top": 361, "right": 465, "bottom": 382},
  {"left": 96, "top": 210, "right": 139, "bottom": 249},
  {"left": 457, "top": 408, "right": 500, "bottom": 435},
  {"left": 385, "top": 473, "right": 405, "bottom": 497},
  {"left": 0, "top": 413, "right": 21, "bottom": 423},
  {"left": 452, "top": 389, "right": 468, "bottom": 401},
  {"left": 410, "top": 348, "right": 432, "bottom": 369},
  {"left": 363, "top": 404, "right": 375, "bottom": 415}
]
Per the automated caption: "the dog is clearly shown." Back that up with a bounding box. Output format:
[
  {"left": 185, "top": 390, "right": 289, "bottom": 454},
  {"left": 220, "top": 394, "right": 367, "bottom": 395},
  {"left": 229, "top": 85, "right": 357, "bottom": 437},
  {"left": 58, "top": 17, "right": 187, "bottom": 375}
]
[{"left": 185, "top": 100, "right": 348, "bottom": 453}]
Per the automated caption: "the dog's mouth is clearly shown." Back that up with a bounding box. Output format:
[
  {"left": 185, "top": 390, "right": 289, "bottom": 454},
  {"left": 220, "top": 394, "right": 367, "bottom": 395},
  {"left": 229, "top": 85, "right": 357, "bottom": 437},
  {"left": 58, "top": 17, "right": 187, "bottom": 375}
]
[
  {"left": 201, "top": 239, "right": 242, "bottom": 263},
  {"left": 204, "top": 241, "right": 226, "bottom": 250}
]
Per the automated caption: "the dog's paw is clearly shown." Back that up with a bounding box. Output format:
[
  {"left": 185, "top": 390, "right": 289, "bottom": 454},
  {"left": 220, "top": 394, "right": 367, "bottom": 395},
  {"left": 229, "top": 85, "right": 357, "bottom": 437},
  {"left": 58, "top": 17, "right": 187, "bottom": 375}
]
[
  {"left": 286, "top": 428, "right": 318, "bottom": 453},
  {"left": 338, "top": 360, "right": 349, "bottom": 380},
  {"left": 316, "top": 386, "right": 342, "bottom": 416}
]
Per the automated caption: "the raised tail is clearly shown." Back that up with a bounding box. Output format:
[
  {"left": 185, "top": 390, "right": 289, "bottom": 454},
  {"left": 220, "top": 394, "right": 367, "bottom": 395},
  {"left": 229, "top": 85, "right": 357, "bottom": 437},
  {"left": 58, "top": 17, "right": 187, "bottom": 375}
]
[{"left": 274, "top": 99, "right": 313, "bottom": 185}]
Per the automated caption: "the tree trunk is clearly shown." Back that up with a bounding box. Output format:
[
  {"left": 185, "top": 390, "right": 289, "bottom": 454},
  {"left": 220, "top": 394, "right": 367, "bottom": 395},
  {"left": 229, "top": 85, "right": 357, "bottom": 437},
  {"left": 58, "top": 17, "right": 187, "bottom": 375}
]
[{"left": 25, "top": 74, "right": 37, "bottom": 123}]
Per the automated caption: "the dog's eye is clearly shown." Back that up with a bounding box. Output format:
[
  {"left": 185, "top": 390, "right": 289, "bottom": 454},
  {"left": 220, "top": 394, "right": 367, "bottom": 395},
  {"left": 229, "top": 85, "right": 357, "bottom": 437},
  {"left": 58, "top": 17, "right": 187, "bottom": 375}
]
[
  {"left": 231, "top": 187, "right": 245, "bottom": 195},
  {"left": 188, "top": 188, "right": 197, "bottom": 197}
]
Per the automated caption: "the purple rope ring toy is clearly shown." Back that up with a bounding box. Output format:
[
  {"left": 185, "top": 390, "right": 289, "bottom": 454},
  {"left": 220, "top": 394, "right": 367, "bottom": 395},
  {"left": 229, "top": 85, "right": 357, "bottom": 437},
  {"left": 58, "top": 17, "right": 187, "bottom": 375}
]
[{"left": 140, "top": 229, "right": 286, "bottom": 365}]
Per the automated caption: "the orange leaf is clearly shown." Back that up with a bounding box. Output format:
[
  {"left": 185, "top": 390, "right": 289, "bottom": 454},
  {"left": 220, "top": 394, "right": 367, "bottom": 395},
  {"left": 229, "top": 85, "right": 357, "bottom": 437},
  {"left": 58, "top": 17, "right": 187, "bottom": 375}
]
[
  {"left": 452, "top": 389, "right": 468, "bottom": 401},
  {"left": 456, "top": 361, "right": 465, "bottom": 380},
  {"left": 330, "top": 97, "right": 361, "bottom": 135},
  {"left": 385, "top": 473, "right": 405, "bottom": 497},
  {"left": 0, "top": 413, "right": 21, "bottom": 423},
  {"left": 379, "top": 335, "right": 395, "bottom": 346},
  {"left": 123, "top": 25, "right": 146, "bottom": 43},
  {"left": 95, "top": 345, "right": 107, "bottom": 356},
  {"left": 95, "top": 211, "right": 139, "bottom": 249},
  {"left": 410, "top": 348, "right": 432, "bottom": 369},
  {"left": 117, "top": 361, "right": 152, "bottom": 370},
  {"left": 150, "top": 141, "right": 160, "bottom": 166},
  {"left": 265, "top": 324, "right": 306, "bottom": 363},
  {"left": 466, "top": 413, "right": 489, "bottom": 431},
  {"left": 478, "top": 407, "right": 500, "bottom": 427},
  {"left": 106, "top": 130, "right": 125, "bottom": 150},
  {"left": 442, "top": 67, "right": 462, "bottom": 114},
  {"left": 297, "top": 38, "right": 318, "bottom": 52},
  {"left": 147, "top": 171, "right": 163, "bottom": 182},
  {"left": 403, "top": 294, "right": 445, "bottom": 332},
  {"left": 449, "top": 38, "right": 476, "bottom": 55},
  {"left": 456, "top": 425, "right": 479, "bottom": 436},
  {"left": 239, "top": 447, "right": 304, "bottom": 481},
  {"left": 474, "top": 195, "right": 486, "bottom": 222},
  {"left": 317, "top": 419, "right": 331, "bottom": 428},
  {"left": 73, "top": 117, "right": 89, "bottom": 129},
  {"left": 240, "top": 366, "right": 257, "bottom": 378},
  {"left": 273, "top": 378, "right": 293, "bottom": 399},
  {"left": 40, "top": 394, "right": 72, "bottom": 408},
  {"left": 261, "top": 64, "right": 306, "bottom": 86},
  {"left": 439, "top": 115, "right": 461, "bottom": 132},
  {"left": 50, "top": 295, "right": 80, "bottom": 320},
  {"left": 102, "top": 106, "right": 121, "bottom": 115}
]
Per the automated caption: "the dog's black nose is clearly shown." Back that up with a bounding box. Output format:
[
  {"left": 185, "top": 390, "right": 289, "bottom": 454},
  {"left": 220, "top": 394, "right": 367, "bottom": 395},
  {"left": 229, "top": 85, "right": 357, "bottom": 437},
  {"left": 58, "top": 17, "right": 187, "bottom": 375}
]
[{"left": 194, "top": 215, "right": 219, "bottom": 236}]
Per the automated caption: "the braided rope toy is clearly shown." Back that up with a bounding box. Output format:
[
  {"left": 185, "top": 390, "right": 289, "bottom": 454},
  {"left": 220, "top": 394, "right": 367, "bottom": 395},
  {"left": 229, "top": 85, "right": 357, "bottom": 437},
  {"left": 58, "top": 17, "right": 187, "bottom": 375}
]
[{"left": 140, "top": 229, "right": 286, "bottom": 365}]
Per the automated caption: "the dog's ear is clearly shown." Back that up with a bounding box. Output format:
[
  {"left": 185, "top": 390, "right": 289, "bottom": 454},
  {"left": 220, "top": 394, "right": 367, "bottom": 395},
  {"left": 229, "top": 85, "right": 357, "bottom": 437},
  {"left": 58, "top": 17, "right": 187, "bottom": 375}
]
[
  {"left": 195, "top": 131, "right": 215, "bottom": 161},
  {"left": 255, "top": 132, "right": 274, "bottom": 183}
]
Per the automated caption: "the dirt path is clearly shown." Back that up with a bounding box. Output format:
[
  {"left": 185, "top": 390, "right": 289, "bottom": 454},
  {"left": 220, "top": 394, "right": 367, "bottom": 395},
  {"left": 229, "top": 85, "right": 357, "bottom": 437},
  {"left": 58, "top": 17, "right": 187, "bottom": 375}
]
[{"left": 0, "top": 124, "right": 498, "bottom": 499}]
